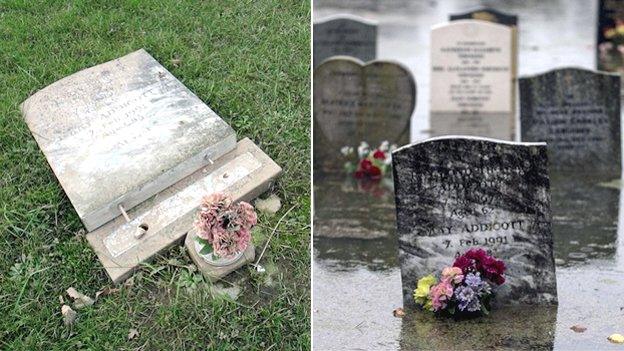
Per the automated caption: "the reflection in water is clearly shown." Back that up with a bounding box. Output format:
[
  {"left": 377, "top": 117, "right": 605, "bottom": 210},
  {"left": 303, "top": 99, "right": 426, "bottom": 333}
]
[
  {"left": 313, "top": 1, "right": 624, "bottom": 349},
  {"left": 314, "top": 171, "right": 624, "bottom": 350},
  {"left": 551, "top": 173, "right": 620, "bottom": 265},
  {"left": 314, "top": 172, "right": 396, "bottom": 239},
  {"left": 400, "top": 306, "right": 557, "bottom": 350}
]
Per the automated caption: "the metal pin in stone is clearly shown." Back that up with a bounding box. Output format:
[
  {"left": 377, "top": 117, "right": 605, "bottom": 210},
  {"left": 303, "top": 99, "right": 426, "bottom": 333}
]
[{"left": 118, "top": 204, "right": 131, "bottom": 222}]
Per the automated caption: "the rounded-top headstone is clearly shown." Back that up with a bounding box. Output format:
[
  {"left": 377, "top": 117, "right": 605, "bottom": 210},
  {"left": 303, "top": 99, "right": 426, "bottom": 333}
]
[
  {"left": 313, "top": 14, "right": 377, "bottom": 68},
  {"left": 519, "top": 67, "right": 621, "bottom": 174},
  {"left": 313, "top": 56, "right": 416, "bottom": 171}
]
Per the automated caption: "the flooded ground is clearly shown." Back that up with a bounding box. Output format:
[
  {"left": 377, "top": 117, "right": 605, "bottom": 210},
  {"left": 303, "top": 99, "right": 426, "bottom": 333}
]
[{"left": 313, "top": 1, "right": 624, "bottom": 350}]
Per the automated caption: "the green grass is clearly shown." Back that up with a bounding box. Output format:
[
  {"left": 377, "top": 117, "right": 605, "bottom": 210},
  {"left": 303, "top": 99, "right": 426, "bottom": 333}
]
[{"left": 0, "top": 1, "right": 310, "bottom": 350}]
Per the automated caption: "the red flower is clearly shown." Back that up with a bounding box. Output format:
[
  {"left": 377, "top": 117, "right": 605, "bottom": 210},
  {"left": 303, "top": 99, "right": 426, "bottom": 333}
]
[
  {"left": 372, "top": 149, "right": 386, "bottom": 160},
  {"left": 356, "top": 158, "right": 382, "bottom": 180},
  {"left": 453, "top": 255, "right": 473, "bottom": 273},
  {"left": 453, "top": 248, "right": 506, "bottom": 286}
]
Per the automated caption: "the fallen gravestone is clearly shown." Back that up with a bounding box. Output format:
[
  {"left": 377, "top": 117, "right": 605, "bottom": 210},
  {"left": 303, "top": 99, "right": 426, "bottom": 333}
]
[
  {"left": 519, "top": 67, "right": 621, "bottom": 174},
  {"left": 430, "top": 20, "right": 514, "bottom": 140},
  {"left": 313, "top": 14, "right": 377, "bottom": 68},
  {"left": 313, "top": 56, "right": 415, "bottom": 171},
  {"left": 22, "top": 49, "right": 281, "bottom": 283},
  {"left": 392, "top": 136, "right": 557, "bottom": 308}
]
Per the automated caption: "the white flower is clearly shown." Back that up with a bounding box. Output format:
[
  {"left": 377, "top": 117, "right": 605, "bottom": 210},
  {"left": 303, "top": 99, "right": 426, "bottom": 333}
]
[
  {"left": 357, "top": 142, "right": 370, "bottom": 158},
  {"left": 390, "top": 144, "right": 398, "bottom": 152},
  {"left": 379, "top": 140, "right": 390, "bottom": 152},
  {"left": 340, "top": 146, "right": 354, "bottom": 156},
  {"left": 384, "top": 154, "right": 392, "bottom": 165}
]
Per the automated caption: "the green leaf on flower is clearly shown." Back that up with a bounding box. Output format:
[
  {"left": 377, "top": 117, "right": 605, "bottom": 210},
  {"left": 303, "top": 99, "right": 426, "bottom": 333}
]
[
  {"left": 199, "top": 243, "right": 214, "bottom": 255},
  {"left": 480, "top": 304, "right": 490, "bottom": 316},
  {"left": 448, "top": 306, "right": 456, "bottom": 315},
  {"left": 194, "top": 236, "right": 210, "bottom": 246}
]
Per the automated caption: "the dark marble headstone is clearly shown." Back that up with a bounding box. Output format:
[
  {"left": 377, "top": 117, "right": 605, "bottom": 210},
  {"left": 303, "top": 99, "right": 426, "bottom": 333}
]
[
  {"left": 392, "top": 136, "right": 557, "bottom": 308},
  {"left": 449, "top": 8, "right": 518, "bottom": 26},
  {"left": 519, "top": 67, "right": 621, "bottom": 174},
  {"left": 597, "top": 0, "right": 624, "bottom": 73},
  {"left": 313, "top": 15, "right": 377, "bottom": 68},
  {"left": 313, "top": 57, "right": 415, "bottom": 171}
]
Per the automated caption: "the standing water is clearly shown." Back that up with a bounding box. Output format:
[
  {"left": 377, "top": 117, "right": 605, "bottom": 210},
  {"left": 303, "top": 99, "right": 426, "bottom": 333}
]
[{"left": 313, "top": 1, "right": 624, "bottom": 350}]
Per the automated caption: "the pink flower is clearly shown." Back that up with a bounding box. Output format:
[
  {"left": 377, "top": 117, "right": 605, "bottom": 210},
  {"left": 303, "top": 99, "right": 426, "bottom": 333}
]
[
  {"left": 441, "top": 266, "right": 464, "bottom": 284},
  {"left": 194, "top": 193, "right": 257, "bottom": 258},
  {"left": 429, "top": 281, "right": 454, "bottom": 311}
]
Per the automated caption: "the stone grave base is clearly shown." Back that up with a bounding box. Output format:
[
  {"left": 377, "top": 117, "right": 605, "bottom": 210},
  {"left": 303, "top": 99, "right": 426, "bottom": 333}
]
[
  {"left": 86, "top": 138, "right": 281, "bottom": 284},
  {"left": 185, "top": 228, "right": 255, "bottom": 282}
]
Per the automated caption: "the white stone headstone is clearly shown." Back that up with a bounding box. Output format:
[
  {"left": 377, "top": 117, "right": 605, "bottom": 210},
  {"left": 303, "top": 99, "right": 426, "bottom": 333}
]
[
  {"left": 429, "top": 21, "right": 514, "bottom": 141},
  {"left": 21, "top": 49, "right": 236, "bottom": 231}
]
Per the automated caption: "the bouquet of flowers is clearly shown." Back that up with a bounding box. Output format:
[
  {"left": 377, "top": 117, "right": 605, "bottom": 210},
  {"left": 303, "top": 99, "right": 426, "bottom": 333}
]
[
  {"left": 341, "top": 141, "right": 397, "bottom": 180},
  {"left": 414, "top": 249, "right": 506, "bottom": 316},
  {"left": 599, "top": 20, "right": 624, "bottom": 72},
  {"left": 194, "top": 193, "right": 257, "bottom": 258}
]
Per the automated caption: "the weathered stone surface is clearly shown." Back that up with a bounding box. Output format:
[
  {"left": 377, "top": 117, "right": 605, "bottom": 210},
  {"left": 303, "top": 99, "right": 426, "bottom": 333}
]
[
  {"left": 21, "top": 49, "right": 236, "bottom": 231},
  {"left": 519, "top": 67, "right": 621, "bottom": 174},
  {"left": 313, "top": 57, "right": 415, "bottom": 171},
  {"left": 86, "top": 138, "right": 281, "bottom": 284},
  {"left": 392, "top": 136, "right": 557, "bottom": 308},
  {"left": 449, "top": 8, "right": 518, "bottom": 25},
  {"left": 313, "top": 14, "right": 377, "bottom": 67},
  {"left": 185, "top": 228, "right": 255, "bottom": 282},
  {"left": 430, "top": 21, "right": 514, "bottom": 140}
]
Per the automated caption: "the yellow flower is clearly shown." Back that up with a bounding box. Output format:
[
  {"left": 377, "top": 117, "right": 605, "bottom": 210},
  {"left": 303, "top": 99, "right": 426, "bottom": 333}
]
[
  {"left": 606, "top": 28, "right": 617, "bottom": 39},
  {"left": 413, "top": 274, "right": 437, "bottom": 307}
]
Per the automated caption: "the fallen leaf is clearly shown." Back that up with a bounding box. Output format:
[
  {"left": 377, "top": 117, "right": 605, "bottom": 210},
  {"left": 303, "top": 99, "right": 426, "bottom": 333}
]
[
  {"left": 128, "top": 328, "right": 139, "bottom": 340},
  {"left": 61, "top": 305, "right": 77, "bottom": 326},
  {"left": 608, "top": 334, "right": 624, "bottom": 344},
  {"left": 570, "top": 325, "right": 587, "bottom": 333},
  {"left": 170, "top": 58, "right": 182, "bottom": 67},
  {"left": 255, "top": 194, "right": 282, "bottom": 215},
  {"left": 95, "top": 287, "right": 120, "bottom": 301},
  {"left": 393, "top": 307, "right": 405, "bottom": 318},
  {"left": 66, "top": 287, "right": 94, "bottom": 309}
]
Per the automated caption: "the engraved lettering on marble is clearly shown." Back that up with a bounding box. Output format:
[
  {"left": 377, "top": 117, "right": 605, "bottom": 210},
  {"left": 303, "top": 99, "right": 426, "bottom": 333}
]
[
  {"left": 392, "top": 136, "right": 557, "bottom": 308},
  {"left": 313, "top": 57, "right": 415, "bottom": 170},
  {"left": 430, "top": 21, "right": 514, "bottom": 140},
  {"left": 519, "top": 67, "right": 621, "bottom": 174},
  {"left": 21, "top": 49, "right": 236, "bottom": 231}
]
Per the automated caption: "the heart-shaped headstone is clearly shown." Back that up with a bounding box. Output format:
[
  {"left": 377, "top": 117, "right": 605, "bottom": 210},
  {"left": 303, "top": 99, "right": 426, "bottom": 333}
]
[{"left": 313, "top": 56, "right": 416, "bottom": 168}]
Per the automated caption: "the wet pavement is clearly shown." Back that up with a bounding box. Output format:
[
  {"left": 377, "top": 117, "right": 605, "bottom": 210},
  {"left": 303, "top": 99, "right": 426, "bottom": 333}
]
[{"left": 313, "top": 1, "right": 624, "bottom": 350}]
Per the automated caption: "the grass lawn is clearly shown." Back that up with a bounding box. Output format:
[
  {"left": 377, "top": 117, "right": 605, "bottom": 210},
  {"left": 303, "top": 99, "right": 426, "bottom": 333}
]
[{"left": 0, "top": 1, "right": 310, "bottom": 350}]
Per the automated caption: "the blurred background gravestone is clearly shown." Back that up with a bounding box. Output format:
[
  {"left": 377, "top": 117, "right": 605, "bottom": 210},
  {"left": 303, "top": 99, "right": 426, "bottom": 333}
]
[
  {"left": 313, "top": 14, "right": 377, "bottom": 68},
  {"left": 429, "top": 21, "right": 515, "bottom": 140}
]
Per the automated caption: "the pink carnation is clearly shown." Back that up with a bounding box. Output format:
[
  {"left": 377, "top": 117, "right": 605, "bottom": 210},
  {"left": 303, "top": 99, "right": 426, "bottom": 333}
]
[
  {"left": 194, "top": 193, "right": 257, "bottom": 258},
  {"left": 429, "top": 281, "right": 454, "bottom": 311},
  {"left": 441, "top": 266, "right": 464, "bottom": 284}
]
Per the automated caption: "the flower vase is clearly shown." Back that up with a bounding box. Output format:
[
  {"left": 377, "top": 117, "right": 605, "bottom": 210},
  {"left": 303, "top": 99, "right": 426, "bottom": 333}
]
[{"left": 193, "top": 235, "right": 244, "bottom": 267}]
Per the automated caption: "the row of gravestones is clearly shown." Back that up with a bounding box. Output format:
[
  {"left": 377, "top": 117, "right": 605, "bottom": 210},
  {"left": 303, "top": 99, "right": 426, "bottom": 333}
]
[
  {"left": 314, "top": 9, "right": 622, "bottom": 177},
  {"left": 314, "top": 7, "right": 623, "bottom": 308}
]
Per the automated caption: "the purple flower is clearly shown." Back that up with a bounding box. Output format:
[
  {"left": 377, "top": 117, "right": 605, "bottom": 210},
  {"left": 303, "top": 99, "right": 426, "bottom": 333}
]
[
  {"left": 455, "top": 285, "right": 481, "bottom": 312},
  {"left": 464, "top": 272, "right": 492, "bottom": 296},
  {"left": 464, "top": 272, "right": 482, "bottom": 288}
]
